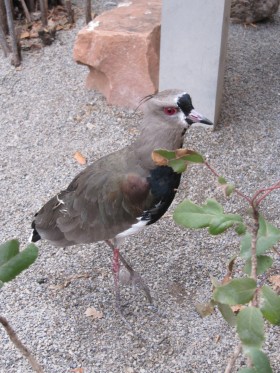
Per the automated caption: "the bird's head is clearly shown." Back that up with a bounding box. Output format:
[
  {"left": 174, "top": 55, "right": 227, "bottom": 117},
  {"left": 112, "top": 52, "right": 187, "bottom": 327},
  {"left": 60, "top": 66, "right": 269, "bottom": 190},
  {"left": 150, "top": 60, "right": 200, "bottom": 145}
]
[{"left": 140, "top": 89, "right": 213, "bottom": 130}]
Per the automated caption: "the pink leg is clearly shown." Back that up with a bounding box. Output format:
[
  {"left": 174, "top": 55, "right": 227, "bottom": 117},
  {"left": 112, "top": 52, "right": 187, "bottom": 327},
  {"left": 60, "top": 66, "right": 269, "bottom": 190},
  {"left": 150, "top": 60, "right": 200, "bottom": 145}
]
[{"left": 112, "top": 247, "right": 120, "bottom": 304}]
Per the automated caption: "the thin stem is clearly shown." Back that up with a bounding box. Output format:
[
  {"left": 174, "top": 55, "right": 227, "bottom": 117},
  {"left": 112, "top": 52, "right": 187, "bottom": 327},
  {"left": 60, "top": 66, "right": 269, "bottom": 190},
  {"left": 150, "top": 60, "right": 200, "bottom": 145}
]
[
  {"left": 250, "top": 208, "right": 259, "bottom": 281},
  {"left": 0, "top": 316, "right": 45, "bottom": 373},
  {"left": 254, "top": 182, "right": 280, "bottom": 207},
  {"left": 224, "top": 343, "right": 242, "bottom": 373},
  {"left": 204, "top": 161, "right": 251, "bottom": 203}
]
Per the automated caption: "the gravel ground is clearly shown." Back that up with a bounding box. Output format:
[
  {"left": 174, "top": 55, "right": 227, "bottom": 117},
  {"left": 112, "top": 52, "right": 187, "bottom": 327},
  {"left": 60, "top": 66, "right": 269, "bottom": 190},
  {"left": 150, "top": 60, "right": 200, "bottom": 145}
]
[{"left": 0, "top": 3, "right": 279, "bottom": 373}]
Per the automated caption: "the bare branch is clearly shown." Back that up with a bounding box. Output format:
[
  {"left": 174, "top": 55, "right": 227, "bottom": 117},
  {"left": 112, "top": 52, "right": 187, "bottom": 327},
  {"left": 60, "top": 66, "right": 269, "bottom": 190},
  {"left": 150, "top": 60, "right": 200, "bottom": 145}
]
[
  {"left": 224, "top": 343, "right": 242, "bottom": 373},
  {"left": 0, "top": 22, "right": 10, "bottom": 56},
  {"left": 4, "top": 0, "right": 21, "bottom": 66},
  {"left": 19, "top": 0, "right": 32, "bottom": 23},
  {"left": 39, "top": 0, "right": 48, "bottom": 27},
  {"left": 204, "top": 161, "right": 251, "bottom": 203},
  {"left": 0, "top": 315, "right": 45, "bottom": 373},
  {"left": 85, "top": 0, "right": 92, "bottom": 24},
  {"left": 254, "top": 181, "right": 280, "bottom": 206}
]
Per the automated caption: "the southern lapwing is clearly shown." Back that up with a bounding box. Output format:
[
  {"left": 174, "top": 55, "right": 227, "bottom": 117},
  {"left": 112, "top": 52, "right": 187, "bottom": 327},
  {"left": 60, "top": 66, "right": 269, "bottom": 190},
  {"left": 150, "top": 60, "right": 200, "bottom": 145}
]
[{"left": 31, "top": 89, "right": 213, "bottom": 320}]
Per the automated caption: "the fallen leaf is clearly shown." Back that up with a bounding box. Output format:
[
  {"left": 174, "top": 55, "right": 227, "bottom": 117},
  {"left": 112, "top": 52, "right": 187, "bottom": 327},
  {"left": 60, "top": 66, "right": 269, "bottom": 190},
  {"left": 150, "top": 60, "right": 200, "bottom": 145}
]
[
  {"left": 74, "top": 151, "right": 87, "bottom": 165},
  {"left": 215, "top": 335, "right": 221, "bottom": 343},
  {"left": 195, "top": 302, "right": 214, "bottom": 317},
  {"left": 85, "top": 307, "right": 103, "bottom": 319},
  {"left": 71, "top": 368, "right": 84, "bottom": 373},
  {"left": 269, "top": 275, "right": 280, "bottom": 293},
  {"left": 20, "top": 31, "right": 30, "bottom": 39}
]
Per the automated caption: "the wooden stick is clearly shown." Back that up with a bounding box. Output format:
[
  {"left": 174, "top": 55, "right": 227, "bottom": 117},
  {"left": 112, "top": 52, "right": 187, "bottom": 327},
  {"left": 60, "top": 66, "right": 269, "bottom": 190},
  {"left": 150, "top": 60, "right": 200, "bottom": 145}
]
[
  {"left": 19, "top": 0, "right": 32, "bottom": 23},
  {"left": 39, "top": 0, "right": 48, "bottom": 27},
  {"left": 0, "top": 316, "right": 45, "bottom": 373},
  {"left": 65, "top": 0, "right": 74, "bottom": 24},
  {"left": 4, "top": 0, "right": 21, "bottom": 66},
  {"left": 0, "top": 22, "right": 10, "bottom": 56},
  {"left": 0, "top": 0, "right": 8, "bottom": 35},
  {"left": 85, "top": 0, "right": 92, "bottom": 24}
]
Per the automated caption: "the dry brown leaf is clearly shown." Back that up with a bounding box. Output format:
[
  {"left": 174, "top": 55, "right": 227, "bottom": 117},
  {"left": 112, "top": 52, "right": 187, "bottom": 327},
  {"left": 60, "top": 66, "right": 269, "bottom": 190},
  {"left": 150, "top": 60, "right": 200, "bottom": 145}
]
[
  {"left": 174, "top": 148, "right": 195, "bottom": 158},
  {"left": 151, "top": 151, "right": 168, "bottom": 166},
  {"left": 195, "top": 302, "right": 214, "bottom": 317},
  {"left": 71, "top": 368, "right": 84, "bottom": 373},
  {"left": 85, "top": 307, "right": 103, "bottom": 319},
  {"left": 231, "top": 304, "right": 245, "bottom": 314},
  {"left": 74, "top": 151, "right": 87, "bottom": 165},
  {"left": 215, "top": 335, "right": 221, "bottom": 343},
  {"left": 269, "top": 275, "right": 280, "bottom": 293},
  {"left": 29, "top": 31, "right": 39, "bottom": 38},
  {"left": 20, "top": 31, "right": 30, "bottom": 39}
]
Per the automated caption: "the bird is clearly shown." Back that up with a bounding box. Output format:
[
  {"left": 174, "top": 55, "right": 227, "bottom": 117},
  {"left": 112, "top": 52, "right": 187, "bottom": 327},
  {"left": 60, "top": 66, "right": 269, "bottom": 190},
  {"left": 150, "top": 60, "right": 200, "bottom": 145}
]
[
  {"left": 230, "top": 0, "right": 280, "bottom": 24},
  {"left": 31, "top": 89, "right": 213, "bottom": 321}
]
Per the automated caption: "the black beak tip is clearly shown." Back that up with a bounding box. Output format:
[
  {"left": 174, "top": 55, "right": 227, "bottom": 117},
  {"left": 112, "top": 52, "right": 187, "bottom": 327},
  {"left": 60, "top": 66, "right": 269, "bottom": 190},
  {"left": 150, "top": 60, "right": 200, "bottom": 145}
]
[{"left": 200, "top": 118, "right": 213, "bottom": 126}]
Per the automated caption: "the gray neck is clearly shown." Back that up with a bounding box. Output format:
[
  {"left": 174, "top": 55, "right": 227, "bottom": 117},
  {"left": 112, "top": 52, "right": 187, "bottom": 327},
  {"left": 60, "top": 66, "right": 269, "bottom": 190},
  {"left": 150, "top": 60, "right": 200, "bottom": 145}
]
[{"left": 132, "top": 122, "right": 185, "bottom": 170}]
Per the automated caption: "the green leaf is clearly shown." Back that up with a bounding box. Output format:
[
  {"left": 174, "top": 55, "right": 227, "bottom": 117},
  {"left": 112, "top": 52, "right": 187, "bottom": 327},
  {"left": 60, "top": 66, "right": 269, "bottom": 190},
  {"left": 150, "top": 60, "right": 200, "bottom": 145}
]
[
  {"left": 256, "top": 215, "right": 280, "bottom": 255},
  {"left": 153, "top": 149, "right": 176, "bottom": 160},
  {"left": 213, "top": 278, "right": 256, "bottom": 305},
  {"left": 225, "top": 183, "right": 235, "bottom": 196},
  {"left": 238, "top": 369, "right": 256, "bottom": 373},
  {"left": 0, "top": 244, "right": 38, "bottom": 283},
  {"left": 217, "top": 302, "right": 236, "bottom": 326},
  {"left": 173, "top": 199, "right": 243, "bottom": 235},
  {"left": 208, "top": 214, "right": 242, "bottom": 235},
  {"left": 218, "top": 176, "right": 227, "bottom": 185},
  {"left": 0, "top": 239, "right": 19, "bottom": 267},
  {"left": 235, "top": 223, "right": 247, "bottom": 235},
  {"left": 240, "top": 232, "right": 252, "bottom": 259},
  {"left": 243, "top": 255, "right": 273, "bottom": 276},
  {"left": 260, "top": 285, "right": 280, "bottom": 325},
  {"left": 240, "top": 217, "right": 280, "bottom": 259},
  {"left": 180, "top": 151, "right": 204, "bottom": 163},
  {"left": 174, "top": 200, "right": 215, "bottom": 228},
  {"left": 168, "top": 158, "right": 187, "bottom": 173},
  {"left": 237, "top": 307, "right": 264, "bottom": 349},
  {"left": 245, "top": 348, "right": 272, "bottom": 373}
]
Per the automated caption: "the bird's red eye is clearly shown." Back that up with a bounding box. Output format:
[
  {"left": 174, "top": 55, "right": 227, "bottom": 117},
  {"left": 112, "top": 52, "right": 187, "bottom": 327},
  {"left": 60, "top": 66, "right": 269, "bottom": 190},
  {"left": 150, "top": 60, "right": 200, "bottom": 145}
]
[{"left": 163, "top": 107, "right": 178, "bottom": 116}]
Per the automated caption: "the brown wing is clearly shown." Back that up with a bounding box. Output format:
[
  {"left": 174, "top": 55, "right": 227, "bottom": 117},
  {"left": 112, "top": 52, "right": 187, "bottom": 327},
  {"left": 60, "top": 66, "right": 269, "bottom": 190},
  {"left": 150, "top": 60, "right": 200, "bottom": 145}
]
[{"left": 33, "top": 154, "right": 152, "bottom": 247}]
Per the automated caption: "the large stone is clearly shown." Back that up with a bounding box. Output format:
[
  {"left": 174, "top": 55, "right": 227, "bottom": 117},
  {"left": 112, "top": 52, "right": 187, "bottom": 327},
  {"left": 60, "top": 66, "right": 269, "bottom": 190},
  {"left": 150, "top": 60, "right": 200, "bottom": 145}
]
[{"left": 73, "top": 1, "right": 161, "bottom": 108}]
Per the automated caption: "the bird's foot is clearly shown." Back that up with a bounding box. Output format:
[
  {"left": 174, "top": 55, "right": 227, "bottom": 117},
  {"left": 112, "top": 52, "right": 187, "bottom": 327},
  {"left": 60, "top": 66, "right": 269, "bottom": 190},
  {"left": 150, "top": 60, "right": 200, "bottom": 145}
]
[
  {"left": 119, "top": 266, "right": 153, "bottom": 304},
  {"left": 119, "top": 254, "right": 153, "bottom": 304}
]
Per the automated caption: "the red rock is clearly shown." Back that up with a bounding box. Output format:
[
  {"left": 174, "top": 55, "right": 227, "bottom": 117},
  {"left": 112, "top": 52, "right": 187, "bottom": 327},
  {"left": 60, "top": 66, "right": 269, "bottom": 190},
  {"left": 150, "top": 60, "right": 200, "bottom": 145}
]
[{"left": 73, "top": 1, "right": 161, "bottom": 108}]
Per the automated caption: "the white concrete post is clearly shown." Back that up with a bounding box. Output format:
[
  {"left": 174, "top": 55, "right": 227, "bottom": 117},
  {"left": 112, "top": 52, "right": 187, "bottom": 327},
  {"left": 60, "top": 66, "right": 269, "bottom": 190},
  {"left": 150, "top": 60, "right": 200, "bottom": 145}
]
[{"left": 159, "top": 0, "right": 231, "bottom": 124}]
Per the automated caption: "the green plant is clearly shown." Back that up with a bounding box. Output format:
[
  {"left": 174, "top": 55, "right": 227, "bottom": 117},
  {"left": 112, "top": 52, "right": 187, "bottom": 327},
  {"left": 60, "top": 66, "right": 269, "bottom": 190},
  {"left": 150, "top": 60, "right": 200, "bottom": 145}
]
[
  {"left": 0, "top": 239, "right": 44, "bottom": 373},
  {"left": 152, "top": 149, "right": 280, "bottom": 373}
]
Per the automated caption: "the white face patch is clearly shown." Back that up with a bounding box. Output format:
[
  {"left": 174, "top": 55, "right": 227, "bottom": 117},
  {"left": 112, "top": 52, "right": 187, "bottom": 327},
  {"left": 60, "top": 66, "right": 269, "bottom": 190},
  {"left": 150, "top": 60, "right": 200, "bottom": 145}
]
[
  {"left": 116, "top": 219, "right": 148, "bottom": 239},
  {"left": 178, "top": 110, "right": 187, "bottom": 126}
]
